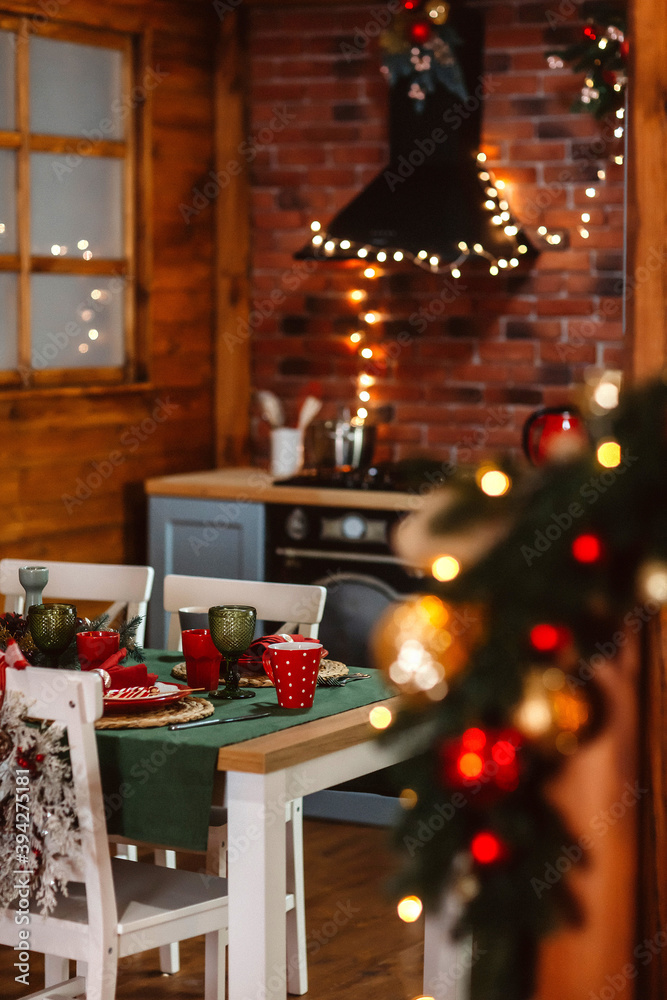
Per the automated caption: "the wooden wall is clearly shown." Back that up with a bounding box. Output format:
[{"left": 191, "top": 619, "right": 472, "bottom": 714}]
[{"left": 0, "top": 0, "right": 219, "bottom": 566}]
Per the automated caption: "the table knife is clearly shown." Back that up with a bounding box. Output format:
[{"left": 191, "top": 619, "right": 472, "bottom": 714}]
[{"left": 168, "top": 712, "right": 271, "bottom": 731}]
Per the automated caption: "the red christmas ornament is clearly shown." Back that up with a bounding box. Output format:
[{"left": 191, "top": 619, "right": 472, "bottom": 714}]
[
  {"left": 620, "top": 39, "right": 629, "bottom": 60},
  {"left": 471, "top": 830, "right": 506, "bottom": 865},
  {"left": 439, "top": 727, "right": 523, "bottom": 798},
  {"left": 572, "top": 533, "right": 603, "bottom": 564},
  {"left": 583, "top": 25, "right": 597, "bottom": 40},
  {"left": 529, "top": 623, "right": 573, "bottom": 654},
  {"left": 409, "top": 20, "right": 432, "bottom": 45}
]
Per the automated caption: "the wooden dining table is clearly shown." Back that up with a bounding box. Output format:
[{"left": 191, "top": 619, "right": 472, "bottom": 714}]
[{"left": 95, "top": 651, "right": 437, "bottom": 1000}]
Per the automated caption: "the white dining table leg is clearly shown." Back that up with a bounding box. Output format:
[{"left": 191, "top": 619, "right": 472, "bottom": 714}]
[{"left": 227, "top": 769, "right": 288, "bottom": 1000}]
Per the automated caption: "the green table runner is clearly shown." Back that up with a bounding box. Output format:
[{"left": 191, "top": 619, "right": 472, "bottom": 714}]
[{"left": 97, "top": 650, "right": 391, "bottom": 851}]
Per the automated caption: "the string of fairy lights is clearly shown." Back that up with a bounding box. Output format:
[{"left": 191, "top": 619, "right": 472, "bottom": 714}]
[{"left": 307, "top": 152, "right": 570, "bottom": 421}]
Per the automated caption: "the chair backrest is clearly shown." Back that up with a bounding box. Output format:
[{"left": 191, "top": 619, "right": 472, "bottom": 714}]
[
  {"left": 163, "top": 573, "right": 327, "bottom": 650},
  {"left": 1, "top": 666, "right": 117, "bottom": 949},
  {"left": 0, "top": 559, "right": 155, "bottom": 645}
]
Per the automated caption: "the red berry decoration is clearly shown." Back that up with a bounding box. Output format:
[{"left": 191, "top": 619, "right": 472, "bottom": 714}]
[
  {"left": 471, "top": 830, "right": 507, "bottom": 865},
  {"left": 572, "top": 533, "right": 603, "bottom": 564},
  {"left": 529, "top": 623, "right": 573, "bottom": 654},
  {"left": 439, "top": 727, "right": 523, "bottom": 799},
  {"left": 409, "top": 20, "right": 432, "bottom": 45}
]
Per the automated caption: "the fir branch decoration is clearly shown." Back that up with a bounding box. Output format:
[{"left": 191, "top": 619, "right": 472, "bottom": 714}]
[
  {"left": 547, "top": 4, "right": 627, "bottom": 119},
  {"left": 375, "top": 376, "right": 667, "bottom": 1000},
  {"left": 0, "top": 692, "right": 81, "bottom": 914}
]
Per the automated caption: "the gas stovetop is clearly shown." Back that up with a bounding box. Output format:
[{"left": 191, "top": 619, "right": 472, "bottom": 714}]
[{"left": 274, "top": 459, "right": 454, "bottom": 493}]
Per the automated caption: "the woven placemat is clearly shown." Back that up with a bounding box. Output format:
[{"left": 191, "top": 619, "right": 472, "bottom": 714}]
[
  {"left": 171, "top": 658, "right": 349, "bottom": 687},
  {"left": 95, "top": 696, "right": 214, "bottom": 730}
]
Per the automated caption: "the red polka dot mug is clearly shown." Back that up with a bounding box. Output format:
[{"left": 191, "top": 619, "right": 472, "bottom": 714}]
[{"left": 263, "top": 641, "right": 324, "bottom": 709}]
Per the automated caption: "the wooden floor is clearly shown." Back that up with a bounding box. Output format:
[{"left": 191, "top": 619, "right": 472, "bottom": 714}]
[{"left": 0, "top": 819, "right": 424, "bottom": 999}]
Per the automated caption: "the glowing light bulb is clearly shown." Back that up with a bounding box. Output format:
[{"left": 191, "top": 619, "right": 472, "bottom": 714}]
[
  {"left": 586, "top": 187, "right": 596, "bottom": 198},
  {"left": 498, "top": 258, "right": 508, "bottom": 268},
  {"left": 417, "top": 250, "right": 428, "bottom": 259},
  {"left": 364, "top": 311, "right": 378, "bottom": 324},
  {"left": 477, "top": 152, "right": 487, "bottom": 162},
  {"left": 310, "top": 220, "right": 321, "bottom": 231},
  {"left": 369, "top": 705, "right": 392, "bottom": 729},
  {"left": 429, "top": 256, "right": 439, "bottom": 266},
  {"left": 510, "top": 258, "right": 519, "bottom": 267},
  {"left": 356, "top": 407, "right": 368, "bottom": 419},
  {"left": 397, "top": 896, "right": 423, "bottom": 923},
  {"left": 518, "top": 245, "right": 528, "bottom": 253},
  {"left": 496, "top": 180, "right": 506, "bottom": 190},
  {"left": 614, "top": 155, "right": 624, "bottom": 165},
  {"left": 350, "top": 289, "right": 365, "bottom": 302},
  {"left": 504, "top": 225, "right": 518, "bottom": 236},
  {"left": 431, "top": 555, "right": 460, "bottom": 582},
  {"left": 473, "top": 243, "right": 483, "bottom": 253},
  {"left": 458, "top": 241, "right": 468, "bottom": 251},
  {"left": 88, "top": 329, "right": 99, "bottom": 341},
  {"left": 581, "top": 212, "right": 591, "bottom": 223},
  {"left": 359, "top": 390, "right": 371, "bottom": 402},
  {"left": 77, "top": 239, "right": 89, "bottom": 250},
  {"left": 364, "top": 267, "right": 376, "bottom": 278},
  {"left": 579, "top": 228, "right": 590, "bottom": 239},
  {"left": 479, "top": 171, "right": 490, "bottom": 181},
  {"left": 485, "top": 200, "right": 495, "bottom": 210},
  {"left": 312, "top": 234, "right": 323, "bottom": 246},
  {"left": 451, "top": 268, "right": 461, "bottom": 279},
  {"left": 480, "top": 469, "right": 511, "bottom": 496},
  {"left": 597, "top": 440, "right": 621, "bottom": 468},
  {"left": 357, "top": 248, "right": 368, "bottom": 258},
  {"left": 324, "top": 240, "right": 335, "bottom": 251},
  {"left": 377, "top": 251, "right": 387, "bottom": 262},
  {"left": 489, "top": 265, "right": 499, "bottom": 275},
  {"left": 340, "top": 239, "right": 351, "bottom": 250},
  {"left": 90, "top": 289, "right": 102, "bottom": 300},
  {"left": 361, "top": 347, "right": 373, "bottom": 359},
  {"left": 614, "top": 126, "right": 624, "bottom": 138},
  {"left": 359, "top": 373, "right": 374, "bottom": 387},
  {"left": 492, "top": 216, "right": 502, "bottom": 226},
  {"left": 50, "top": 244, "right": 61, "bottom": 255},
  {"left": 393, "top": 250, "right": 404, "bottom": 261}
]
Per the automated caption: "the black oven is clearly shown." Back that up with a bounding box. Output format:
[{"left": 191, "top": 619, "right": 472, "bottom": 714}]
[{"left": 264, "top": 502, "right": 419, "bottom": 670}]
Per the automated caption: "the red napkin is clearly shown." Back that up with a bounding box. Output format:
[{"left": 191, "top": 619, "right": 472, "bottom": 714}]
[
  {"left": 100, "top": 650, "right": 158, "bottom": 690},
  {"left": 238, "top": 634, "right": 327, "bottom": 677}
]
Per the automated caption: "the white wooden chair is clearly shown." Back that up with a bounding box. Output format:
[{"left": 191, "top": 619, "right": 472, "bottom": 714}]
[
  {"left": 0, "top": 558, "right": 155, "bottom": 646},
  {"left": 121, "top": 573, "right": 325, "bottom": 993},
  {"left": 0, "top": 665, "right": 228, "bottom": 1000}
]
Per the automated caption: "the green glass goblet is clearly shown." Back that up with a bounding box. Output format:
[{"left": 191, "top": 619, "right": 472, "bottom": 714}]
[
  {"left": 27, "top": 603, "right": 78, "bottom": 669},
  {"left": 208, "top": 605, "right": 257, "bottom": 700}
]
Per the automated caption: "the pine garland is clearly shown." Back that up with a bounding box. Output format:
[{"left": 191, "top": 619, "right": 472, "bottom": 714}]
[
  {"left": 547, "top": 4, "right": 627, "bottom": 119},
  {"left": 379, "top": 377, "right": 667, "bottom": 999}
]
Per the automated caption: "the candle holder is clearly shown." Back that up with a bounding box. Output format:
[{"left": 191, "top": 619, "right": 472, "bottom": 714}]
[{"left": 19, "top": 566, "right": 49, "bottom": 611}]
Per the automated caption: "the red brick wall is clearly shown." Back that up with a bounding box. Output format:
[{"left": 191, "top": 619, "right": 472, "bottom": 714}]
[{"left": 247, "top": 0, "right": 626, "bottom": 466}]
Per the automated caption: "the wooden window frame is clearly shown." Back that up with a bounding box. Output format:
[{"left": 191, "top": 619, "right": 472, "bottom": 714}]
[{"left": 0, "top": 14, "right": 146, "bottom": 390}]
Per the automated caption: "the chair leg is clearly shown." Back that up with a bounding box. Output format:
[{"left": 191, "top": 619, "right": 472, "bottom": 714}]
[
  {"left": 204, "top": 929, "right": 227, "bottom": 1000},
  {"left": 285, "top": 798, "right": 308, "bottom": 995},
  {"left": 44, "top": 956, "right": 69, "bottom": 987},
  {"left": 84, "top": 950, "right": 117, "bottom": 1000},
  {"left": 155, "top": 848, "right": 180, "bottom": 974}
]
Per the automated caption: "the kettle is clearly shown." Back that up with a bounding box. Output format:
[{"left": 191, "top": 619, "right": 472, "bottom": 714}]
[{"left": 522, "top": 407, "right": 588, "bottom": 465}]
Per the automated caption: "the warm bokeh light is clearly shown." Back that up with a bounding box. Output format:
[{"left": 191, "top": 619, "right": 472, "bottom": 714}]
[
  {"left": 360, "top": 347, "right": 373, "bottom": 359},
  {"left": 529, "top": 623, "right": 560, "bottom": 652},
  {"left": 356, "top": 407, "right": 368, "bottom": 419},
  {"left": 457, "top": 751, "right": 484, "bottom": 779},
  {"left": 364, "top": 311, "right": 379, "bottom": 324},
  {"left": 310, "top": 220, "right": 321, "bottom": 231},
  {"left": 399, "top": 788, "right": 418, "bottom": 810},
  {"left": 359, "top": 390, "right": 370, "bottom": 402},
  {"left": 397, "top": 895, "right": 423, "bottom": 923},
  {"left": 363, "top": 267, "right": 376, "bottom": 278},
  {"left": 596, "top": 440, "right": 621, "bottom": 468},
  {"left": 359, "top": 373, "right": 374, "bottom": 387},
  {"left": 369, "top": 705, "right": 392, "bottom": 730},
  {"left": 350, "top": 332, "right": 362, "bottom": 344},
  {"left": 431, "top": 555, "right": 460, "bottom": 582},
  {"left": 350, "top": 289, "right": 365, "bottom": 302},
  {"left": 479, "top": 469, "right": 510, "bottom": 497}
]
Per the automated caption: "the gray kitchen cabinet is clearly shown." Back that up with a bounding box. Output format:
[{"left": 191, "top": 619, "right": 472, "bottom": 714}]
[{"left": 147, "top": 496, "right": 265, "bottom": 647}]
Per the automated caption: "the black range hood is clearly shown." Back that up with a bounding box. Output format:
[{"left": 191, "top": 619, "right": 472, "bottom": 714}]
[{"left": 296, "top": 6, "right": 535, "bottom": 271}]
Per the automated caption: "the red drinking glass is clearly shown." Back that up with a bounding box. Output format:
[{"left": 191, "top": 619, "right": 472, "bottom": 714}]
[
  {"left": 76, "top": 630, "right": 120, "bottom": 671},
  {"left": 181, "top": 628, "right": 222, "bottom": 692}
]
